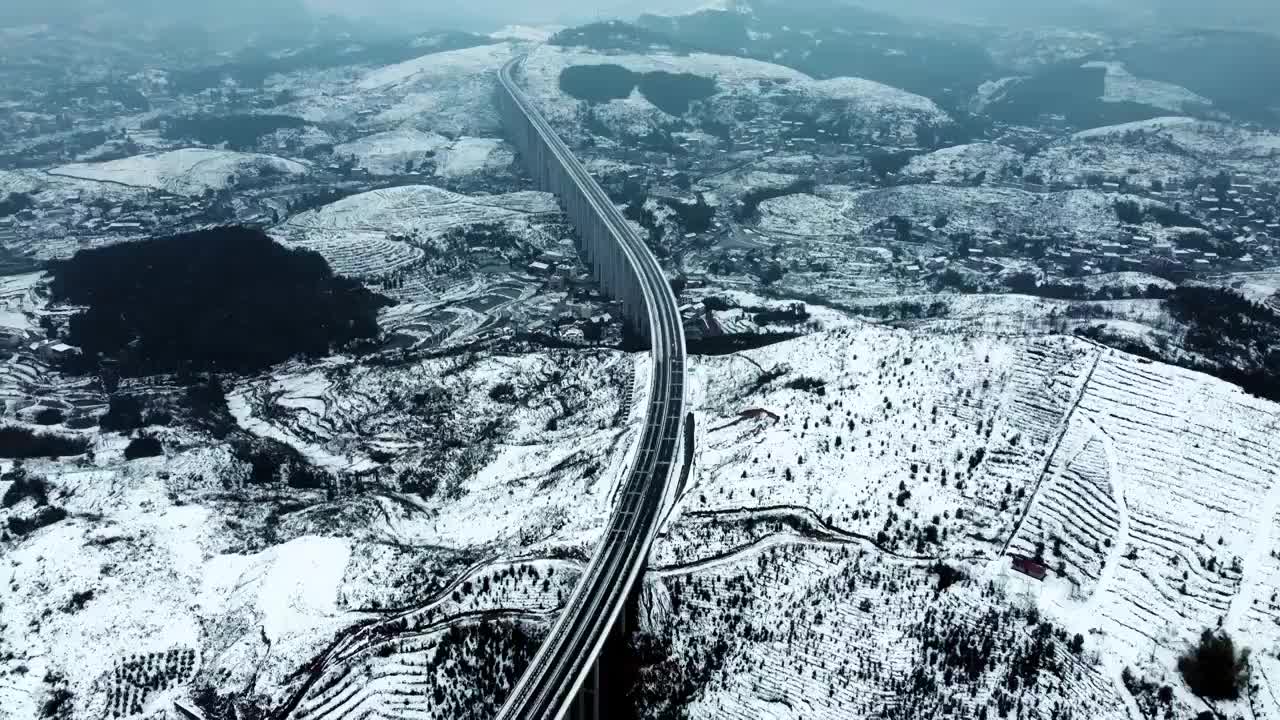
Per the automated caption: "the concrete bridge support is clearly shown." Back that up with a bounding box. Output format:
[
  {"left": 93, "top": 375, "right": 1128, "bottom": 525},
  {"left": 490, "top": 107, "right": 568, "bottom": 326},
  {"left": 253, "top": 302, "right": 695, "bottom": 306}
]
[
  {"left": 495, "top": 84, "right": 648, "bottom": 341},
  {"left": 494, "top": 58, "right": 687, "bottom": 720}
]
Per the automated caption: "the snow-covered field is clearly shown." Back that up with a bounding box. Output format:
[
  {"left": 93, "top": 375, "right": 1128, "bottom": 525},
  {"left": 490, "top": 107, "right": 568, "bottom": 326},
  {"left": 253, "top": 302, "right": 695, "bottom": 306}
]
[
  {"left": 0, "top": 339, "right": 648, "bottom": 720},
  {"left": 226, "top": 349, "right": 644, "bottom": 554},
  {"left": 47, "top": 148, "right": 310, "bottom": 196}
]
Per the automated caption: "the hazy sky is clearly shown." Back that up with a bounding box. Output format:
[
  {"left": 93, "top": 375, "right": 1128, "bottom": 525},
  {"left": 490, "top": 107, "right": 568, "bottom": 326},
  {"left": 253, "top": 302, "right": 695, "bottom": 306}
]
[{"left": 1, "top": 0, "right": 1275, "bottom": 35}]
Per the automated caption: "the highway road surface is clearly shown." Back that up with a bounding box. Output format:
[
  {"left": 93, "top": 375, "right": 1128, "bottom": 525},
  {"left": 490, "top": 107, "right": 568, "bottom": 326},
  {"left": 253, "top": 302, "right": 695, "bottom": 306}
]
[{"left": 494, "top": 56, "right": 689, "bottom": 720}]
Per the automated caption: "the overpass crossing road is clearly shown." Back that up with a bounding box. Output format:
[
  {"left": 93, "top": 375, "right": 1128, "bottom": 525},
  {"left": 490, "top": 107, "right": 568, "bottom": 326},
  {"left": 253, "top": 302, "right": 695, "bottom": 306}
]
[{"left": 494, "top": 56, "right": 689, "bottom": 720}]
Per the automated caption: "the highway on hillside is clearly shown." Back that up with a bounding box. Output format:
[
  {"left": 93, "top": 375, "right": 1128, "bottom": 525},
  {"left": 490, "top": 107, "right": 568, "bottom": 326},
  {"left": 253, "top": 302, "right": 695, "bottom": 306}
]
[{"left": 494, "top": 56, "right": 689, "bottom": 720}]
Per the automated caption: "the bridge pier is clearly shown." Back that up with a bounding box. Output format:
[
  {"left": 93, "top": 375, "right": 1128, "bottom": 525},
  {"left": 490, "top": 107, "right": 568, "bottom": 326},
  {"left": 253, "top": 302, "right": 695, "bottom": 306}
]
[
  {"left": 496, "top": 81, "right": 650, "bottom": 344},
  {"left": 570, "top": 661, "right": 600, "bottom": 720},
  {"left": 494, "top": 57, "right": 687, "bottom": 720}
]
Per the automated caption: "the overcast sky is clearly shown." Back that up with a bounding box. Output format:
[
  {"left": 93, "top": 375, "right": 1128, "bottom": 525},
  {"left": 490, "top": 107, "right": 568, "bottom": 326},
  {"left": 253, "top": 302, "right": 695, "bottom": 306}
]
[{"left": 1, "top": 0, "right": 1275, "bottom": 35}]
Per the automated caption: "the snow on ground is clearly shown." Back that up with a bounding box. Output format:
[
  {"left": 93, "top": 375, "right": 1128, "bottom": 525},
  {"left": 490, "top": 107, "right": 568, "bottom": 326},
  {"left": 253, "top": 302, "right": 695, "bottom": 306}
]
[
  {"left": 360, "top": 43, "right": 517, "bottom": 134},
  {"left": 520, "top": 44, "right": 950, "bottom": 144},
  {"left": 1074, "top": 116, "right": 1280, "bottom": 157},
  {"left": 359, "top": 42, "right": 513, "bottom": 92},
  {"left": 0, "top": 271, "right": 42, "bottom": 331},
  {"left": 756, "top": 185, "right": 1144, "bottom": 239},
  {"left": 333, "top": 128, "right": 450, "bottom": 175},
  {"left": 799, "top": 76, "right": 950, "bottom": 128},
  {"left": 0, "top": 445, "right": 245, "bottom": 720},
  {"left": 901, "top": 142, "right": 1025, "bottom": 184},
  {"left": 1029, "top": 116, "right": 1280, "bottom": 185},
  {"left": 227, "top": 349, "right": 643, "bottom": 554},
  {"left": 969, "top": 75, "right": 1028, "bottom": 114},
  {"left": 434, "top": 136, "right": 513, "bottom": 178},
  {"left": 488, "top": 25, "right": 562, "bottom": 42},
  {"left": 201, "top": 535, "right": 351, "bottom": 644},
  {"left": 198, "top": 535, "right": 362, "bottom": 696},
  {"left": 273, "top": 42, "right": 518, "bottom": 136},
  {"left": 333, "top": 129, "right": 511, "bottom": 178},
  {"left": 274, "top": 184, "right": 556, "bottom": 278},
  {"left": 2, "top": 339, "right": 648, "bottom": 720},
  {"left": 645, "top": 325, "right": 1280, "bottom": 719},
  {"left": 0, "top": 168, "right": 44, "bottom": 196},
  {"left": 46, "top": 148, "right": 309, "bottom": 197},
  {"left": 1082, "top": 61, "right": 1212, "bottom": 113}
]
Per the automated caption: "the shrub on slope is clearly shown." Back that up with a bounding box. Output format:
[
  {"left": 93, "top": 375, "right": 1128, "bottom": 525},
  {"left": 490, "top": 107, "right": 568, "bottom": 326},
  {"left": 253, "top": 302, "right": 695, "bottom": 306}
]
[
  {"left": 1178, "top": 629, "right": 1249, "bottom": 700},
  {"left": 49, "top": 227, "right": 389, "bottom": 377},
  {"left": 0, "top": 426, "right": 88, "bottom": 459}
]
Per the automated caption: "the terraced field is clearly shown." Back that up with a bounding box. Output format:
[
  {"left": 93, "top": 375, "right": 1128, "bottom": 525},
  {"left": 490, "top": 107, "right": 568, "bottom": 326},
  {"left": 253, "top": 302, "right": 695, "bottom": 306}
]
[
  {"left": 658, "top": 327, "right": 1280, "bottom": 717},
  {"left": 282, "top": 560, "right": 579, "bottom": 720},
  {"left": 639, "top": 539, "right": 1130, "bottom": 720}
]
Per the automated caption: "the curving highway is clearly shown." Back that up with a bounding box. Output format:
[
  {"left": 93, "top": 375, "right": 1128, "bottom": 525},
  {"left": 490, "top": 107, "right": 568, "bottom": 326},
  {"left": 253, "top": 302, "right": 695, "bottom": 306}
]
[{"left": 494, "top": 56, "right": 689, "bottom": 720}]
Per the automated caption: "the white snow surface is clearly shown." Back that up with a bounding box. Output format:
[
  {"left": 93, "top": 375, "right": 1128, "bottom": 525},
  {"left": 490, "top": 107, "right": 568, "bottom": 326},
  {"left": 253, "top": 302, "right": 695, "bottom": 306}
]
[
  {"left": 1082, "top": 61, "right": 1212, "bottom": 113},
  {"left": 277, "top": 42, "right": 518, "bottom": 135},
  {"left": 333, "top": 128, "right": 451, "bottom": 175},
  {"left": 200, "top": 536, "right": 352, "bottom": 643},
  {"left": 521, "top": 44, "right": 950, "bottom": 143},
  {"left": 46, "top": 148, "right": 309, "bottom": 197},
  {"left": 756, "top": 185, "right": 1145, "bottom": 239},
  {"left": 434, "top": 136, "right": 513, "bottom": 177},
  {"left": 488, "top": 25, "right": 562, "bottom": 42},
  {"left": 654, "top": 324, "right": 1280, "bottom": 719},
  {"left": 275, "top": 185, "right": 557, "bottom": 277},
  {"left": 901, "top": 142, "right": 1025, "bottom": 183},
  {"left": 1027, "top": 116, "right": 1280, "bottom": 185},
  {"left": 358, "top": 42, "right": 514, "bottom": 91}
]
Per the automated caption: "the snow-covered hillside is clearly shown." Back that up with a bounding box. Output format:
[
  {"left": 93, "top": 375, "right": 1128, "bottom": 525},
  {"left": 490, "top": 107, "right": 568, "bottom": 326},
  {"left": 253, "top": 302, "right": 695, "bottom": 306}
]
[
  {"left": 756, "top": 185, "right": 1149, "bottom": 239},
  {"left": 333, "top": 129, "right": 451, "bottom": 175},
  {"left": 276, "top": 42, "right": 519, "bottom": 136},
  {"left": 434, "top": 137, "right": 513, "bottom": 178},
  {"left": 1081, "top": 61, "right": 1211, "bottom": 114},
  {"left": 47, "top": 148, "right": 309, "bottom": 196},
  {"left": 1028, "top": 116, "right": 1280, "bottom": 185},
  {"left": 640, "top": 324, "right": 1280, "bottom": 719},
  {"left": 275, "top": 185, "right": 556, "bottom": 278},
  {"left": 333, "top": 130, "right": 512, "bottom": 178},
  {"left": 901, "top": 142, "right": 1026, "bottom": 184},
  {"left": 0, "top": 338, "right": 645, "bottom": 720},
  {"left": 520, "top": 44, "right": 952, "bottom": 144}
]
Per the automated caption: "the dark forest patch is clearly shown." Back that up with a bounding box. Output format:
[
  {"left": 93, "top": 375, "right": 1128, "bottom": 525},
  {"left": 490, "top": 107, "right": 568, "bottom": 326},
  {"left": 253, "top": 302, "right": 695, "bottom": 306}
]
[
  {"left": 985, "top": 63, "right": 1167, "bottom": 127},
  {"left": 0, "top": 426, "right": 88, "bottom": 459},
  {"left": 150, "top": 114, "right": 309, "bottom": 151},
  {"left": 559, "top": 64, "right": 637, "bottom": 104},
  {"left": 1078, "top": 286, "right": 1280, "bottom": 402},
  {"left": 1121, "top": 30, "right": 1280, "bottom": 125},
  {"left": 168, "top": 32, "right": 495, "bottom": 93},
  {"left": 124, "top": 437, "right": 164, "bottom": 461},
  {"left": 736, "top": 180, "right": 815, "bottom": 221},
  {"left": 559, "top": 65, "right": 717, "bottom": 116},
  {"left": 637, "top": 71, "right": 717, "bottom": 115},
  {"left": 0, "top": 192, "right": 34, "bottom": 218},
  {"left": 49, "top": 227, "right": 388, "bottom": 377},
  {"left": 550, "top": 21, "right": 688, "bottom": 53},
  {"left": 687, "top": 332, "right": 800, "bottom": 356}
]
